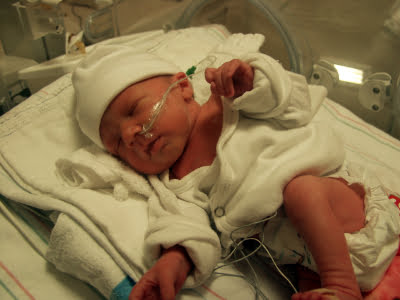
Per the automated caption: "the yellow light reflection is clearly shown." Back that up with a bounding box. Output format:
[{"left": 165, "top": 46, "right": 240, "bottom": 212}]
[{"left": 334, "top": 64, "right": 364, "bottom": 84}]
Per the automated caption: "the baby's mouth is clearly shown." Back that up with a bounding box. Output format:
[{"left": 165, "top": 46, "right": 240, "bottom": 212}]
[{"left": 145, "top": 136, "right": 164, "bottom": 156}]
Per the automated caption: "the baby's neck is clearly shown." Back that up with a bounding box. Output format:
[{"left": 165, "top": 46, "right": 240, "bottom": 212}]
[{"left": 170, "top": 94, "right": 223, "bottom": 179}]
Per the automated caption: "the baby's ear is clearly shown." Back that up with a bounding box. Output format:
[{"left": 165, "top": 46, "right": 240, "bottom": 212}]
[{"left": 172, "top": 72, "right": 193, "bottom": 101}]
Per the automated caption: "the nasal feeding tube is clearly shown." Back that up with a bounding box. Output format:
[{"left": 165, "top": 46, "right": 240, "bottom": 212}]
[
  {"left": 139, "top": 76, "right": 188, "bottom": 139},
  {"left": 138, "top": 56, "right": 216, "bottom": 139}
]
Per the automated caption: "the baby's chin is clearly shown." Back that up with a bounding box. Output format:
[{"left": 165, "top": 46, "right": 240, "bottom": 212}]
[
  {"left": 126, "top": 158, "right": 175, "bottom": 176},
  {"left": 124, "top": 143, "right": 185, "bottom": 175},
  {"left": 139, "top": 166, "right": 170, "bottom": 175}
]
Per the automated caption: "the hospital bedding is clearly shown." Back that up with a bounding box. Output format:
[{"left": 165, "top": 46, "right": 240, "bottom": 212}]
[
  {"left": 0, "top": 199, "right": 105, "bottom": 300},
  {"left": 0, "top": 25, "right": 400, "bottom": 300}
]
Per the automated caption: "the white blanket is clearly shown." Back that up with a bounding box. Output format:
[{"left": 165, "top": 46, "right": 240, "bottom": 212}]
[
  {"left": 0, "top": 74, "right": 150, "bottom": 295},
  {"left": 55, "top": 144, "right": 152, "bottom": 200}
]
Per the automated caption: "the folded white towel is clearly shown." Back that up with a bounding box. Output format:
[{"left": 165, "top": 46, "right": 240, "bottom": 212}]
[
  {"left": 46, "top": 212, "right": 128, "bottom": 298},
  {"left": 55, "top": 144, "right": 152, "bottom": 201}
]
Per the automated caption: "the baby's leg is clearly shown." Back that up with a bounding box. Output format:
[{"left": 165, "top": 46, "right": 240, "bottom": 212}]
[{"left": 283, "top": 175, "right": 365, "bottom": 300}]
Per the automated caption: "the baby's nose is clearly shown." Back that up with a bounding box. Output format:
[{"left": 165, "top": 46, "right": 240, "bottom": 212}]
[{"left": 120, "top": 124, "right": 143, "bottom": 148}]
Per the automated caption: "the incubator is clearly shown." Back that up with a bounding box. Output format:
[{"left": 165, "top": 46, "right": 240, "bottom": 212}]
[
  {"left": 160, "top": 0, "right": 400, "bottom": 137},
  {"left": 2, "top": 0, "right": 400, "bottom": 139},
  {"left": 2, "top": 2, "right": 400, "bottom": 299}
]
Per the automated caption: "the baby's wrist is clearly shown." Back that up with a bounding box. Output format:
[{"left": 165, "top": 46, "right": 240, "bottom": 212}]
[{"left": 163, "top": 245, "right": 193, "bottom": 274}]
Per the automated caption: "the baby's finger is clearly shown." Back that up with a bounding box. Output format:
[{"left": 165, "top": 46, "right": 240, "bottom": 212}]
[
  {"left": 233, "top": 62, "right": 254, "bottom": 97},
  {"left": 159, "top": 277, "right": 176, "bottom": 300},
  {"left": 213, "top": 70, "right": 227, "bottom": 96},
  {"left": 221, "top": 62, "right": 239, "bottom": 97},
  {"left": 129, "top": 279, "right": 160, "bottom": 300},
  {"left": 241, "top": 63, "right": 254, "bottom": 87},
  {"left": 129, "top": 284, "right": 147, "bottom": 300},
  {"left": 210, "top": 82, "right": 218, "bottom": 95},
  {"left": 205, "top": 68, "right": 216, "bottom": 83},
  {"left": 205, "top": 68, "right": 221, "bottom": 95}
]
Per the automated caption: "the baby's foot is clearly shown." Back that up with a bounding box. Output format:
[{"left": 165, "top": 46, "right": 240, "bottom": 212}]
[{"left": 291, "top": 288, "right": 362, "bottom": 300}]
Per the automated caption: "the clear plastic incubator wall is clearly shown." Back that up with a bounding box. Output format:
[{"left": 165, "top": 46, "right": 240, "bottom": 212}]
[{"left": 2, "top": 0, "right": 400, "bottom": 139}]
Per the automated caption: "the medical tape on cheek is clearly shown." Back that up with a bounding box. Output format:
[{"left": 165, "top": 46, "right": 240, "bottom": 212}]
[
  {"left": 139, "top": 78, "right": 185, "bottom": 138},
  {"left": 138, "top": 55, "right": 218, "bottom": 138}
]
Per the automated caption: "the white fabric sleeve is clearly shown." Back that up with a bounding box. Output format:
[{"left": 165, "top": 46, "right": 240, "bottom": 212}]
[
  {"left": 231, "top": 52, "right": 327, "bottom": 128},
  {"left": 143, "top": 175, "right": 221, "bottom": 288}
]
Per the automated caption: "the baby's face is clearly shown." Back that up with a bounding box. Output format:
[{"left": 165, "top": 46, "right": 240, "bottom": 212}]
[{"left": 100, "top": 73, "right": 197, "bottom": 175}]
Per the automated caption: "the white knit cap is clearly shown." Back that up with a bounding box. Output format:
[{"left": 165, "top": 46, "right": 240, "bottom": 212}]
[{"left": 72, "top": 45, "right": 181, "bottom": 148}]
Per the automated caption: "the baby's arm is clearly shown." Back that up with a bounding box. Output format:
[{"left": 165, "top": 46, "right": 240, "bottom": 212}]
[
  {"left": 138, "top": 176, "right": 221, "bottom": 300},
  {"left": 129, "top": 245, "right": 192, "bottom": 300},
  {"left": 205, "top": 59, "right": 254, "bottom": 98},
  {"left": 208, "top": 53, "right": 326, "bottom": 128}
]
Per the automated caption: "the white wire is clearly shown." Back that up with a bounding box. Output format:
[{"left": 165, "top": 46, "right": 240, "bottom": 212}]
[
  {"left": 212, "top": 271, "right": 269, "bottom": 300},
  {"left": 256, "top": 239, "right": 298, "bottom": 293},
  {"left": 213, "top": 211, "right": 298, "bottom": 299}
]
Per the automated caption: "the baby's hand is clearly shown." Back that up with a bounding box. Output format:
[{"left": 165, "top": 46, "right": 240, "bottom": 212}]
[
  {"left": 129, "top": 246, "right": 192, "bottom": 300},
  {"left": 205, "top": 59, "right": 254, "bottom": 98}
]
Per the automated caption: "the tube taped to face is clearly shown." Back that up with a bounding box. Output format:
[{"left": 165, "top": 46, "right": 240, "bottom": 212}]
[
  {"left": 139, "top": 56, "right": 216, "bottom": 138},
  {"left": 139, "top": 76, "right": 186, "bottom": 138}
]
